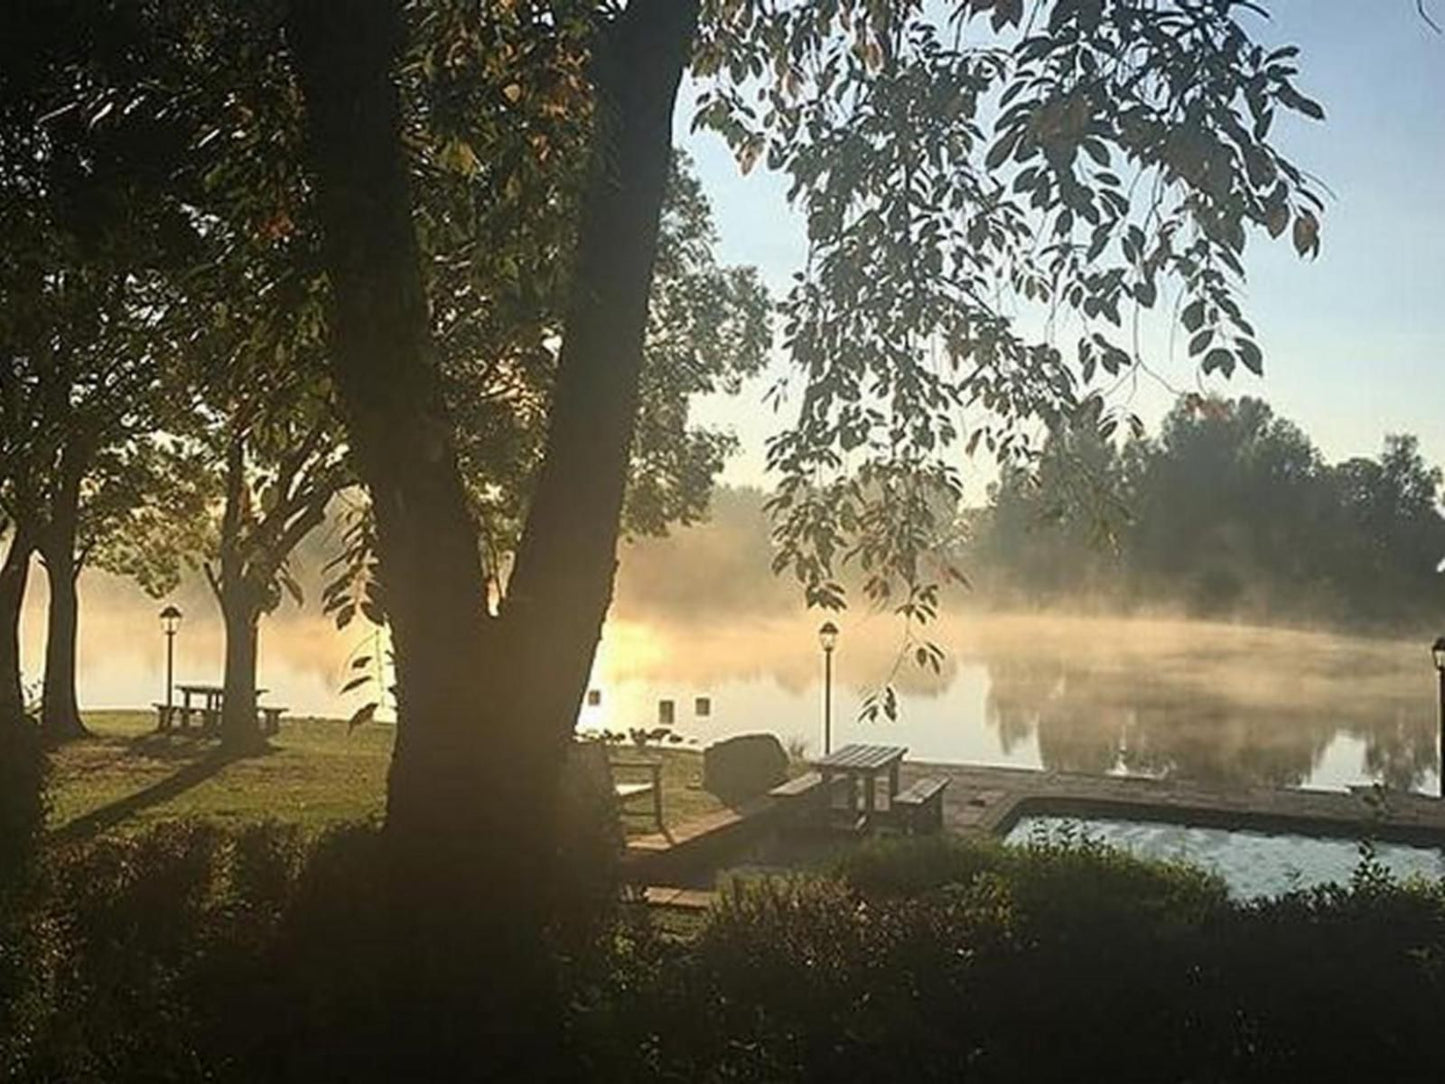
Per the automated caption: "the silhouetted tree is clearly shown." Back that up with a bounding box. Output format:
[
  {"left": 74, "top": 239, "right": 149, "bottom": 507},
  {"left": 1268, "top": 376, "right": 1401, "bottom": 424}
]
[
  {"left": 0, "top": 0, "right": 207, "bottom": 741},
  {"left": 282, "top": 1, "right": 1326, "bottom": 1064},
  {"left": 968, "top": 394, "right": 1445, "bottom": 628}
]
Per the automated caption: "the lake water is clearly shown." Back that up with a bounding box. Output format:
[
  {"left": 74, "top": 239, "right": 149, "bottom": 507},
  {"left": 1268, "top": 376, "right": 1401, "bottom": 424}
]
[
  {"left": 19, "top": 570, "right": 1443, "bottom": 796},
  {"left": 1007, "top": 814, "right": 1445, "bottom": 898}
]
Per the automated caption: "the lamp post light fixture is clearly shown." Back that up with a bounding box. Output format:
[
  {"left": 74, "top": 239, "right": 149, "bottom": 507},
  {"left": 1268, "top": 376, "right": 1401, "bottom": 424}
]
[
  {"left": 160, "top": 605, "right": 182, "bottom": 715},
  {"left": 1433, "top": 636, "right": 1445, "bottom": 798},
  {"left": 818, "top": 621, "right": 839, "bottom": 755}
]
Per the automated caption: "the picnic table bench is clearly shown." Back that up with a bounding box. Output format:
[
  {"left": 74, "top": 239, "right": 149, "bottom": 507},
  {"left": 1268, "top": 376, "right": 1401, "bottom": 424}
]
[
  {"left": 154, "top": 684, "right": 283, "bottom": 734},
  {"left": 893, "top": 776, "right": 950, "bottom": 835},
  {"left": 259, "top": 705, "right": 287, "bottom": 735},
  {"left": 768, "top": 771, "right": 851, "bottom": 830},
  {"left": 812, "top": 743, "right": 909, "bottom": 831}
]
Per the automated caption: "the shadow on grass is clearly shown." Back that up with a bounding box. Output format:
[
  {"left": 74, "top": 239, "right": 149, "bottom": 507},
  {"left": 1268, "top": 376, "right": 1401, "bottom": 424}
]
[
  {"left": 126, "top": 729, "right": 230, "bottom": 763},
  {"left": 50, "top": 742, "right": 276, "bottom": 845}
]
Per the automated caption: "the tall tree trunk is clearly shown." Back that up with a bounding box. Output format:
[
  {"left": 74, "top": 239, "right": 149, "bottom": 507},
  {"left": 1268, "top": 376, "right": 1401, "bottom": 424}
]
[
  {"left": 289, "top": 0, "right": 492, "bottom": 842},
  {"left": 503, "top": 0, "right": 701, "bottom": 797},
  {"left": 38, "top": 431, "right": 89, "bottom": 741},
  {"left": 38, "top": 546, "right": 86, "bottom": 741},
  {"left": 289, "top": 1, "right": 536, "bottom": 1071},
  {"left": 0, "top": 530, "right": 43, "bottom": 889},
  {"left": 290, "top": 0, "right": 698, "bottom": 1072},
  {"left": 218, "top": 586, "right": 260, "bottom": 751},
  {"left": 211, "top": 425, "right": 262, "bottom": 751},
  {"left": 0, "top": 530, "right": 33, "bottom": 723}
]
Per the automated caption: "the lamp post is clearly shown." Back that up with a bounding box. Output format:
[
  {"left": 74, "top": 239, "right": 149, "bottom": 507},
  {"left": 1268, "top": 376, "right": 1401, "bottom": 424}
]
[
  {"left": 1433, "top": 636, "right": 1445, "bottom": 798},
  {"left": 160, "top": 605, "right": 182, "bottom": 715},
  {"left": 818, "top": 621, "right": 839, "bottom": 755}
]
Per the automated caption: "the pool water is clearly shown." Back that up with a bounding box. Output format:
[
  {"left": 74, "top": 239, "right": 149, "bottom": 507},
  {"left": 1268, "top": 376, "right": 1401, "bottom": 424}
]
[{"left": 1006, "top": 814, "right": 1445, "bottom": 899}]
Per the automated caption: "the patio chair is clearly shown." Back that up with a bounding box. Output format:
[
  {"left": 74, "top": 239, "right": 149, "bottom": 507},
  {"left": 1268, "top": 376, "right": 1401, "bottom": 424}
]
[{"left": 570, "top": 740, "right": 664, "bottom": 834}]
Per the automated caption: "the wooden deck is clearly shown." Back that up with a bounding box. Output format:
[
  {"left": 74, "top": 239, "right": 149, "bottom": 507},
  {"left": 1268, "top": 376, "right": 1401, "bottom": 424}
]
[
  {"left": 900, "top": 761, "right": 1445, "bottom": 847},
  {"left": 622, "top": 794, "right": 782, "bottom": 885}
]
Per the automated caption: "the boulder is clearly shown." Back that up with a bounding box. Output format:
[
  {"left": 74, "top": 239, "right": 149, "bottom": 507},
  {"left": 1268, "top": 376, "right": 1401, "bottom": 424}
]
[{"left": 703, "top": 733, "right": 788, "bottom": 804}]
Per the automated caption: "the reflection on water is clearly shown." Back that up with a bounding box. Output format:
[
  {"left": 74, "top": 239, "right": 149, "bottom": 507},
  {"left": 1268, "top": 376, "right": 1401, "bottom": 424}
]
[
  {"left": 585, "top": 613, "right": 1442, "bottom": 795},
  {"left": 21, "top": 569, "right": 1443, "bottom": 795}
]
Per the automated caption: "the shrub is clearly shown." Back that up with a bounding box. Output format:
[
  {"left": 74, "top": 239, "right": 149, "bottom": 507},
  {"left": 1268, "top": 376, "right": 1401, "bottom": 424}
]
[
  {"left": 837, "top": 833, "right": 1010, "bottom": 897},
  {"left": 0, "top": 710, "right": 45, "bottom": 897},
  {"left": 0, "top": 710, "right": 46, "bottom": 1079},
  {"left": 584, "top": 836, "right": 1443, "bottom": 1083},
  {"left": 4, "top": 822, "right": 1443, "bottom": 1083}
]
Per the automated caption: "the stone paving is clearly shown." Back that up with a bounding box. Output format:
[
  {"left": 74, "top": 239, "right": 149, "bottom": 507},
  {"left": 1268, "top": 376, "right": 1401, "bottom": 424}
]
[
  {"left": 629, "top": 761, "right": 1445, "bottom": 903},
  {"left": 899, "top": 761, "right": 1445, "bottom": 846}
]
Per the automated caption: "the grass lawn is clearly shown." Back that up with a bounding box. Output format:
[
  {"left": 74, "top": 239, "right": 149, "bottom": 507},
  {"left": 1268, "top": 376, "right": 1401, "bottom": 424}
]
[{"left": 48, "top": 711, "right": 726, "bottom": 841}]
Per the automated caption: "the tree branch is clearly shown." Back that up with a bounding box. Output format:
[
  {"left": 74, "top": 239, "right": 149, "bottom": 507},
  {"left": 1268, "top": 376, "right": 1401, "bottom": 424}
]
[{"left": 203, "top": 560, "right": 223, "bottom": 603}]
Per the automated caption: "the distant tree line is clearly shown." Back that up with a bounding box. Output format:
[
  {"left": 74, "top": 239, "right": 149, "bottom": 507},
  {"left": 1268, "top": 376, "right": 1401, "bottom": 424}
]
[{"left": 966, "top": 394, "right": 1445, "bottom": 629}]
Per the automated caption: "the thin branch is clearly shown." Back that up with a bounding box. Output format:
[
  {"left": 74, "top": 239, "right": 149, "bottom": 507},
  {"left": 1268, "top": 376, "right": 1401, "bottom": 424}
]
[{"left": 203, "top": 560, "right": 224, "bottom": 603}]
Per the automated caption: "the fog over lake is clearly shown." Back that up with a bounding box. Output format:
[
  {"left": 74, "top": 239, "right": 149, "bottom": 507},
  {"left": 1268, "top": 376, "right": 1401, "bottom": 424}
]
[{"left": 21, "top": 559, "right": 1440, "bottom": 796}]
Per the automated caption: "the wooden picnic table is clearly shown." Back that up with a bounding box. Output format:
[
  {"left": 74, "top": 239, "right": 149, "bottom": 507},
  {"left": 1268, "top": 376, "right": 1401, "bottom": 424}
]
[
  {"left": 162, "top": 683, "right": 268, "bottom": 732},
  {"left": 176, "top": 683, "right": 225, "bottom": 714},
  {"left": 812, "top": 743, "right": 908, "bottom": 829}
]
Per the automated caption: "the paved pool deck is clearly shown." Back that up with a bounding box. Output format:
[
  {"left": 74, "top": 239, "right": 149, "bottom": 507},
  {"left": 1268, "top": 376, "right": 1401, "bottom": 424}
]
[
  {"left": 626, "top": 761, "right": 1445, "bottom": 896},
  {"left": 901, "top": 761, "right": 1445, "bottom": 847}
]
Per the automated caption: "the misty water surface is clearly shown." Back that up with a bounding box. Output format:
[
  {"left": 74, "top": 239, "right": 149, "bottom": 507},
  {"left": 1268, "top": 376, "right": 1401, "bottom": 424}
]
[{"left": 20, "top": 567, "right": 1441, "bottom": 795}]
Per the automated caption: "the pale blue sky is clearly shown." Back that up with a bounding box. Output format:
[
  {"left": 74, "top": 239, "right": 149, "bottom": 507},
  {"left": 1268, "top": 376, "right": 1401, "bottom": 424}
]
[{"left": 679, "top": 1, "right": 1445, "bottom": 491}]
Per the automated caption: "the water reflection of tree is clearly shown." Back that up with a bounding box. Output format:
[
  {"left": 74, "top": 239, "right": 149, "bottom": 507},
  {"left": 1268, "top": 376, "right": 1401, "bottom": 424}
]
[
  {"left": 981, "top": 651, "right": 1435, "bottom": 790},
  {"left": 983, "top": 655, "right": 1061, "bottom": 756},
  {"left": 1357, "top": 705, "right": 1437, "bottom": 793}
]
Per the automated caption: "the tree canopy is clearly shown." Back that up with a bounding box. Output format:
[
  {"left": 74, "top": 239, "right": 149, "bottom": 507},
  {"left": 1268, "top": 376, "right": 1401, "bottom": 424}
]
[
  {"left": 693, "top": 0, "right": 1326, "bottom": 630},
  {"left": 969, "top": 394, "right": 1445, "bottom": 627}
]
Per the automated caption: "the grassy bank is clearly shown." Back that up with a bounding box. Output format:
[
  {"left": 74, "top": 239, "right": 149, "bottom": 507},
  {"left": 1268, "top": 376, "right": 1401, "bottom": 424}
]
[{"left": 48, "top": 711, "right": 722, "bottom": 840}]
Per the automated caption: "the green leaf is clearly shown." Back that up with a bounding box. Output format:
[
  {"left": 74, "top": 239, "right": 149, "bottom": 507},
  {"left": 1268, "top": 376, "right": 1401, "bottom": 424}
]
[
  {"left": 1292, "top": 210, "right": 1320, "bottom": 259},
  {"left": 347, "top": 702, "right": 378, "bottom": 732},
  {"left": 1238, "top": 339, "right": 1263, "bottom": 375},
  {"left": 1202, "top": 348, "right": 1233, "bottom": 375},
  {"left": 1181, "top": 299, "right": 1206, "bottom": 333}
]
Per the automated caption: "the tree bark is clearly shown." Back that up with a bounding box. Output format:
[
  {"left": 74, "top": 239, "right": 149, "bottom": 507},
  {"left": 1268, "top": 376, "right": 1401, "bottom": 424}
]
[
  {"left": 504, "top": 0, "right": 701, "bottom": 782},
  {"left": 289, "top": 0, "right": 536, "bottom": 1070},
  {"left": 289, "top": 0, "right": 698, "bottom": 1071},
  {"left": 0, "top": 529, "right": 33, "bottom": 723},
  {"left": 38, "top": 447, "right": 88, "bottom": 742},
  {"left": 288, "top": 0, "right": 493, "bottom": 841},
  {"left": 213, "top": 430, "right": 263, "bottom": 751},
  {"left": 218, "top": 586, "right": 261, "bottom": 751},
  {"left": 38, "top": 547, "right": 85, "bottom": 741}
]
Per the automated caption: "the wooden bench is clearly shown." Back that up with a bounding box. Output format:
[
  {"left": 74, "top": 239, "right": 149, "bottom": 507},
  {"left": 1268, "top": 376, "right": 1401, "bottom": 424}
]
[
  {"left": 893, "top": 776, "right": 950, "bottom": 835},
  {"left": 569, "top": 742, "right": 666, "bottom": 833},
  {"left": 768, "top": 772, "right": 845, "bottom": 829},
  {"left": 155, "top": 703, "right": 202, "bottom": 731},
  {"left": 769, "top": 772, "right": 825, "bottom": 801},
  {"left": 258, "top": 706, "right": 287, "bottom": 736},
  {"left": 611, "top": 758, "right": 664, "bottom": 832}
]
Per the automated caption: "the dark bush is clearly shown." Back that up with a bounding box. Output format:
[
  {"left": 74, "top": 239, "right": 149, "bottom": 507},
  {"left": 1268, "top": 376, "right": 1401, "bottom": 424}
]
[
  {"left": 3, "top": 822, "right": 1444, "bottom": 1083},
  {"left": 0, "top": 711, "right": 45, "bottom": 897},
  {"left": 582, "top": 836, "right": 1445, "bottom": 1083}
]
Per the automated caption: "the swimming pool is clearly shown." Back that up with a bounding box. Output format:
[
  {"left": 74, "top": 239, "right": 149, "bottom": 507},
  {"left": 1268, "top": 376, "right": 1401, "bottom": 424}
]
[{"left": 1006, "top": 814, "right": 1445, "bottom": 899}]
